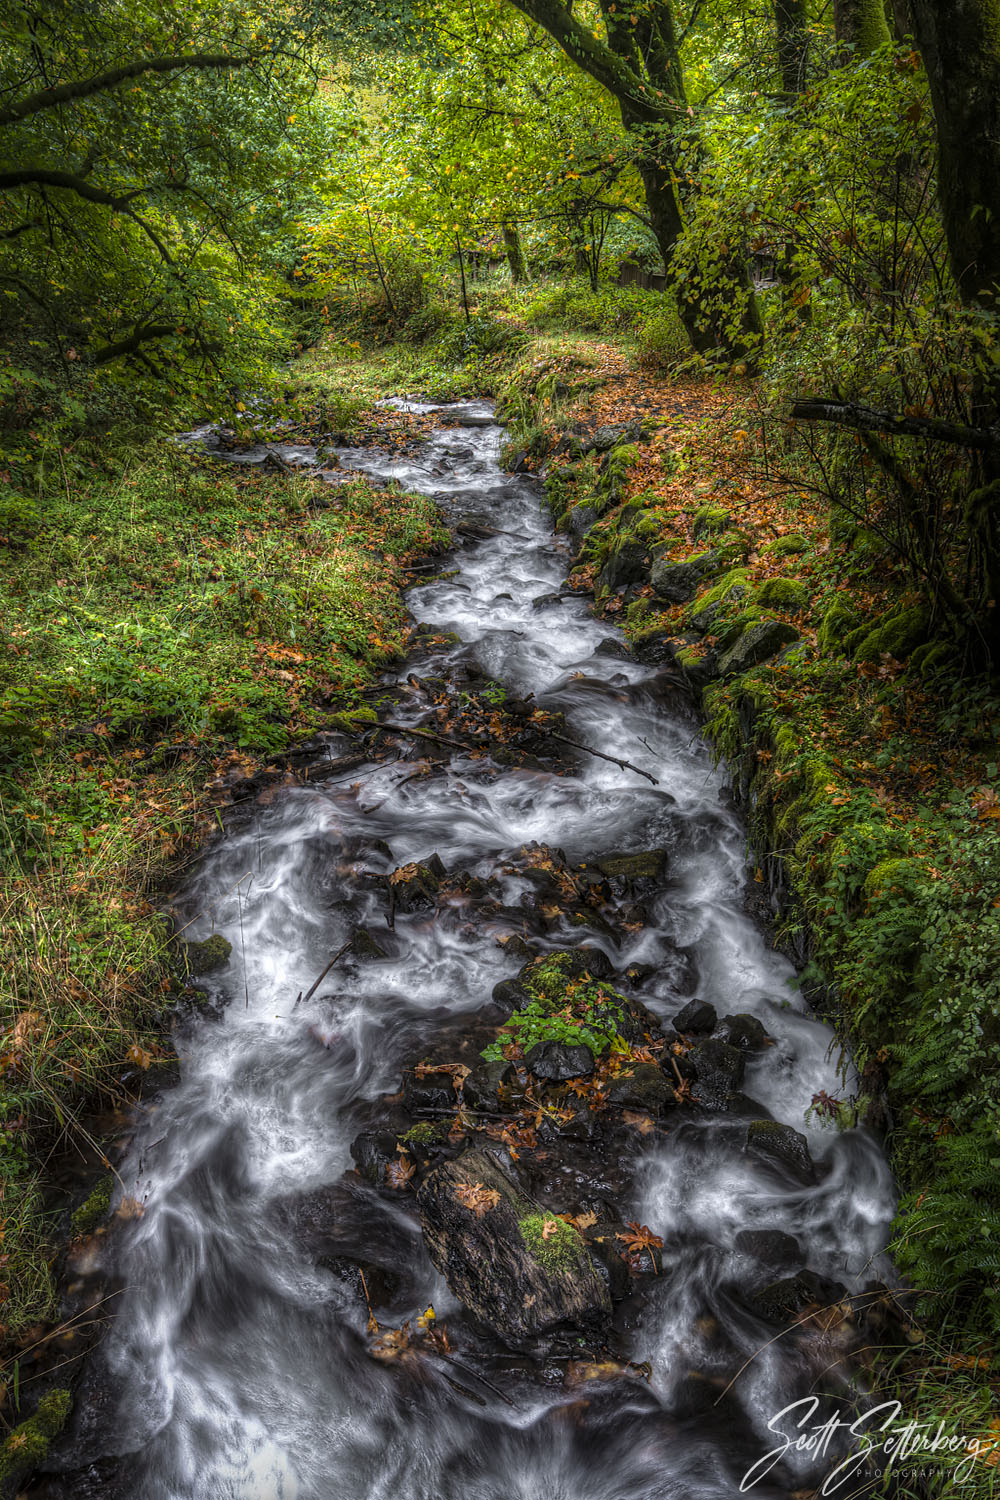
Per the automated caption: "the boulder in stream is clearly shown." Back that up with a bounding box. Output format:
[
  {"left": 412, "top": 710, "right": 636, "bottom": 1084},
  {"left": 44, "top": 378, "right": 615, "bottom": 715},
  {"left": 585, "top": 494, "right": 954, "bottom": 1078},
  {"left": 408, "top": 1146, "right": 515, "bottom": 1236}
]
[
  {"left": 745, "top": 1120, "right": 816, "bottom": 1184},
  {"left": 417, "top": 1147, "right": 611, "bottom": 1342}
]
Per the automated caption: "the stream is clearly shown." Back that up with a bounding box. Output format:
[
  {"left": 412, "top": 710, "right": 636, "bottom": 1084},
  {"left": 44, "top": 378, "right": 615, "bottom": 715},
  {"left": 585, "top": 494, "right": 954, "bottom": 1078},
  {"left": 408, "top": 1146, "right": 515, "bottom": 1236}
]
[{"left": 41, "top": 401, "right": 898, "bottom": 1500}]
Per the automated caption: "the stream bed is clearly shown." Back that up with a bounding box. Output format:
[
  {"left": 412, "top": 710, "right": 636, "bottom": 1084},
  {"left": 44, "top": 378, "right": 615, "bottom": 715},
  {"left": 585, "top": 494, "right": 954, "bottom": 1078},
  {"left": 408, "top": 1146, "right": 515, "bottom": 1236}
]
[{"left": 39, "top": 401, "right": 899, "bottom": 1500}]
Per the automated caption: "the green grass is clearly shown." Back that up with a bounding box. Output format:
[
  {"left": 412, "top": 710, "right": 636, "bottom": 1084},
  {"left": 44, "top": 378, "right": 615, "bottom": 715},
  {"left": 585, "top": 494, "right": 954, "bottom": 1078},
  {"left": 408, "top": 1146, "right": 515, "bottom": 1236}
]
[{"left": 0, "top": 435, "right": 447, "bottom": 1341}]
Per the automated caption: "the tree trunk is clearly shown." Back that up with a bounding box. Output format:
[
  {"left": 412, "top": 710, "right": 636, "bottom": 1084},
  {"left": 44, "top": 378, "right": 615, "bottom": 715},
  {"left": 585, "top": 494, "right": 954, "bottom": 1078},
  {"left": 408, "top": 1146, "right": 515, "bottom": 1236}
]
[
  {"left": 502, "top": 222, "right": 527, "bottom": 283},
  {"left": 908, "top": 0, "right": 1000, "bottom": 311},
  {"left": 775, "top": 0, "right": 809, "bottom": 94},
  {"left": 834, "top": 0, "right": 891, "bottom": 53},
  {"left": 509, "top": 0, "right": 763, "bottom": 367}
]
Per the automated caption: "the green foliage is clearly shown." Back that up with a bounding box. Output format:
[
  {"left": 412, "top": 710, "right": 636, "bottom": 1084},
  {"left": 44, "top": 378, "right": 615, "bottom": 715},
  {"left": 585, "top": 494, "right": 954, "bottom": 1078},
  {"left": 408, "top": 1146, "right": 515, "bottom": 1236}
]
[{"left": 481, "top": 955, "right": 630, "bottom": 1061}]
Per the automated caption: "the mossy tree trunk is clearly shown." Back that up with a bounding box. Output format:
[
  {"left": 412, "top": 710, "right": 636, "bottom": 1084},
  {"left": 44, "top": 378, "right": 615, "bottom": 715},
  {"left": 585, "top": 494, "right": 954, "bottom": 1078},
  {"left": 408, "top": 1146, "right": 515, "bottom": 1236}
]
[
  {"left": 502, "top": 221, "right": 528, "bottom": 283},
  {"left": 833, "top": 0, "right": 892, "bottom": 53},
  {"left": 508, "top": 0, "right": 763, "bottom": 367}
]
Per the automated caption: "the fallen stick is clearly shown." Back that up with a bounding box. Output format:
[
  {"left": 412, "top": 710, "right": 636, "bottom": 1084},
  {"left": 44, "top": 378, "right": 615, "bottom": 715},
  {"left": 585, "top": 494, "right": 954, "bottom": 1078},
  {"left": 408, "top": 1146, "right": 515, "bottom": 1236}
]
[
  {"left": 539, "top": 728, "right": 659, "bottom": 785},
  {"left": 296, "top": 939, "right": 353, "bottom": 1005},
  {"left": 377, "top": 721, "right": 475, "bottom": 753}
]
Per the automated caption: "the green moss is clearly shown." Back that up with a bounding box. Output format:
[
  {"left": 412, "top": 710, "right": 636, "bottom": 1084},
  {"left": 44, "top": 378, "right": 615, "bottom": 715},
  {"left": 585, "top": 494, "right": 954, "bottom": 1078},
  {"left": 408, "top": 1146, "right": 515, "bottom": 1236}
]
[
  {"left": 851, "top": 604, "right": 928, "bottom": 664},
  {"left": 862, "top": 858, "right": 922, "bottom": 904},
  {"left": 70, "top": 1176, "right": 113, "bottom": 1235},
  {"left": 400, "top": 1121, "right": 437, "bottom": 1145},
  {"left": 762, "top": 532, "right": 808, "bottom": 557},
  {"left": 518, "top": 1212, "right": 586, "bottom": 1273},
  {"left": 692, "top": 505, "right": 730, "bottom": 539},
  {"left": 755, "top": 576, "right": 810, "bottom": 612},
  {"left": 0, "top": 1389, "right": 72, "bottom": 1496},
  {"left": 181, "top": 934, "right": 232, "bottom": 976},
  {"left": 817, "top": 597, "right": 860, "bottom": 654},
  {"left": 605, "top": 442, "right": 640, "bottom": 480},
  {"left": 685, "top": 568, "right": 750, "bottom": 627}
]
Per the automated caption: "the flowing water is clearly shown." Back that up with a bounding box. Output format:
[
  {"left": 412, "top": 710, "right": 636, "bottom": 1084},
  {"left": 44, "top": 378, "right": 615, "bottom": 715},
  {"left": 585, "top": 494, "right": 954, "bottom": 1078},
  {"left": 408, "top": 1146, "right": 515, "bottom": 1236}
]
[{"left": 45, "top": 402, "right": 898, "bottom": 1500}]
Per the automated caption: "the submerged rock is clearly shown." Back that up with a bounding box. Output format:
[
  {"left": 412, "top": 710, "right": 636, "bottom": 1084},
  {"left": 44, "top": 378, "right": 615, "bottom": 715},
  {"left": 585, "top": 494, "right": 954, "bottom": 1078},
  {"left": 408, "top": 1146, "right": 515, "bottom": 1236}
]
[
  {"left": 715, "top": 1013, "right": 770, "bottom": 1051},
  {"left": 417, "top": 1148, "right": 611, "bottom": 1342},
  {"left": 734, "top": 1228, "right": 803, "bottom": 1271}
]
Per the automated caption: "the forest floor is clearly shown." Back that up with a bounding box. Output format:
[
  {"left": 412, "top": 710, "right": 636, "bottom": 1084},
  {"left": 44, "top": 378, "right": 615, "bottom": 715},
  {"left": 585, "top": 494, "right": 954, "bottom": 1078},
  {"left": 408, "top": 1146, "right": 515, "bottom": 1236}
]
[{"left": 3, "top": 304, "right": 1000, "bottom": 1463}]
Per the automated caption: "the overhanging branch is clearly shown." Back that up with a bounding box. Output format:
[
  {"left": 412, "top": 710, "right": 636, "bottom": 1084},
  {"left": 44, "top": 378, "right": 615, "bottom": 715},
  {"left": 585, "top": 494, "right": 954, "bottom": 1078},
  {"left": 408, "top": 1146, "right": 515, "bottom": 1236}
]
[
  {"left": 790, "top": 397, "right": 1000, "bottom": 451},
  {"left": 0, "top": 53, "right": 251, "bottom": 129}
]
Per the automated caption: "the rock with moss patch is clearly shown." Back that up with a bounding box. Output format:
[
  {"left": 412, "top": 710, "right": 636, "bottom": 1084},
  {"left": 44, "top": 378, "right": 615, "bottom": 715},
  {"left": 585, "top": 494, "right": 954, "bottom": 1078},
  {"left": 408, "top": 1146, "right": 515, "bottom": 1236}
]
[
  {"left": 417, "top": 1147, "right": 611, "bottom": 1342},
  {"left": 651, "top": 551, "right": 720, "bottom": 604},
  {"left": 0, "top": 1389, "right": 72, "bottom": 1498},
  {"left": 754, "top": 576, "right": 809, "bottom": 613},
  {"left": 717, "top": 621, "right": 800, "bottom": 679},
  {"left": 850, "top": 604, "right": 928, "bottom": 664},
  {"left": 599, "top": 538, "right": 651, "bottom": 592},
  {"left": 817, "top": 597, "right": 859, "bottom": 655},
  {"left": 762, "top": 532, "right": 808, "bottom": 557},
  {"left": 70, "top": 1176, "right": 113, "bottom": 1236},
  {"left": 180, "top": 934, "right": 232, "bottom": 976},
  {"left": 692, "top": 505, "right": 731, "bottom": 541}
]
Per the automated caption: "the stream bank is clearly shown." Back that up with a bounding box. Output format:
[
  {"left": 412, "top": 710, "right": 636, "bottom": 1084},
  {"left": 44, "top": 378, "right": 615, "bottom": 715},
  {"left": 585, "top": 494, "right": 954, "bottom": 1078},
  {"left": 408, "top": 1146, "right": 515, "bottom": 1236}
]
[{"left": 16, "top": 398, "right": 909, "bottom": 1500}]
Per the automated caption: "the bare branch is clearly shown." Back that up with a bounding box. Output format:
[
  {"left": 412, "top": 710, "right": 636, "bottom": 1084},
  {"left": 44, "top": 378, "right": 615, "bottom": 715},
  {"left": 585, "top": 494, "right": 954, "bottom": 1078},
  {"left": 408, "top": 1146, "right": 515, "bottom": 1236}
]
[{"left": 790, "top": 397, "right": 1000, "bottom": 451}]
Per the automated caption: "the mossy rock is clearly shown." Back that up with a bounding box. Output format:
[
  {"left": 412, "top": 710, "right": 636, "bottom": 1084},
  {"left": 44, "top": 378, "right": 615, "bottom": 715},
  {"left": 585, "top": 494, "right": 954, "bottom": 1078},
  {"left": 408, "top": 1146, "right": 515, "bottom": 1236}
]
[
  {"left": 754, "top": 576, "right": 810, "bottom": 612},
  {"left": 817, "top": 597, "right": 860, "bottom": 655},
  {"left": 70, "top": 1176, "right": 113, "bottom": 1235},
  {"left": 519, "top": 1211, "right": 588, "bottom": 1273},
  {"left": 604, "top": 442, "right": 641, "bottom": 480},
  {"left": 717, "top": 620, "right": 800, "bottom": 679},
  {"left": 762, "top": 533, "right": 808, "bottom": 557},
  {"left": 692, "top": 505, "right": 730, "bottom": 541},
  {"left": 851, "top": 604, "right": 928, "bottom": 664},
  {"left": 180, "top": 933, "right": 232, "bottom": 976},
  {"left": 862, "top": 858, "right": 922, "bottom": 905},
  {"left": 0, "top": 1389, "right": 72, "bottom": 1498},
  {"left": 685, "top": 568, "right": 751, "bottom": 630}
]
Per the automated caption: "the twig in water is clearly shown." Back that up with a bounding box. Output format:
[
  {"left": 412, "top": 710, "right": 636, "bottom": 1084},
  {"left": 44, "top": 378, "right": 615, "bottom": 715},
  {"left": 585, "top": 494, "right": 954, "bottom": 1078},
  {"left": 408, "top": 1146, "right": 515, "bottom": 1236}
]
[
  {"left": 296, "top": 938, "right": 353, "bottom": 1006},
  {"left": 538, "top": 728, "right": 659, "bottom": 785}
]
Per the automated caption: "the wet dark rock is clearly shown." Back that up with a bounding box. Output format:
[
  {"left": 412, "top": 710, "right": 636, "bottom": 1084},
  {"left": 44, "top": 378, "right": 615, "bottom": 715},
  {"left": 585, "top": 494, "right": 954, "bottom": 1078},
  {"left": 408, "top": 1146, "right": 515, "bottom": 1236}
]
[
  {"left": 347, "top": 927, "right": 388, "bottom": 961},
  {"left": 650, "top": 552, "right": 719, "bottom": 604},
  {"left": 350, "top": 1132, "right": 403, "bottom": 1186},
  {"left": 403, "top": 1068, "right": 459, "bottom": 1114},
  {"left": 531, "top": 592, "right": 564, "bottom": 611},
  {"left": 387, "top": 860, "right": 442, "bottom": 913},
  {"left": 749, "top": 1269, "right": 846, "bottom": 1326},
  {"left": 585, "top": 1232, "right": 633, "bottom": 1301},
  {"left": 745, "top": 1120, "right": 816, "bottom": 1185},
  {"left": 690, "top": 1039, "right": 745, "bottom": 1107},
  {"left": 605, "top": 1063, "right": 673, "bottom": 1115},
  {"left": 463, "top": 1060, "right": 514, "bottom": 1110},
  {"left": 492, "top": 976, "right": 533, "bottom": 1015},
  {"left": 525, "top": 1041, "right": 594, "bottom": 1081},
  {"left": 595, "top": 850, "right": 667, "bottom": 895},
  {"left": 734, "top": 1228, "right": 803, "bottom": 1271},
  {"left": 319, "top": 1255, "right": 401, "bottom": 1307},
  {"left": 558, "top": 1105, "right": 600, "bottom": 1142},
  {"left": 566, "top": 501, "right": 604, "bottom": 539},
  {"left": 673, "top": 999, "right": 717, "bottom": 1034},
  {"left": 717, "top": 621, "right": 800, "bottom": 679},
  {"left": 593, "top": 637, "right": 631, "bottom": 660},
  {"left": 417, "top": 1148, "right": 611, "bottom": 1342},
  {"left": 715, "top": 1013, "right": 770, "bottom": 1051}
]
